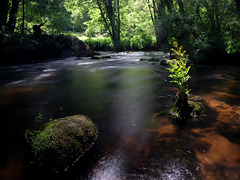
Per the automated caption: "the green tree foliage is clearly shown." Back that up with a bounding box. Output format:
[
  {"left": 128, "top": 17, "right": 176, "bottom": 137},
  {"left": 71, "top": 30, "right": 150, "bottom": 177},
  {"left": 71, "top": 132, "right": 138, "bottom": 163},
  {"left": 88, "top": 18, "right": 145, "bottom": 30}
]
[
  {"left": 121, "top": 0, "right": 155, "bottom": 50},
  {"left": 146, "top": 0, "right": 170, "bottom": 49},
  {"left": 145, "top": 0, "right": 240, "bottom": 62},
  {"left": 0, "top": 0, "right": 20, "bottom": 33},
  {"left": 64, "top": 0, "right": 92, "bottom": 33},
  {"left": 1, "top": 0, "right": 240, "bottom": 62},
  {"left": 1, "top": 0, "right": 72, "bottom": 34},
  {"left": 22, "top": 0, "right": 72, "bottom": 34}
]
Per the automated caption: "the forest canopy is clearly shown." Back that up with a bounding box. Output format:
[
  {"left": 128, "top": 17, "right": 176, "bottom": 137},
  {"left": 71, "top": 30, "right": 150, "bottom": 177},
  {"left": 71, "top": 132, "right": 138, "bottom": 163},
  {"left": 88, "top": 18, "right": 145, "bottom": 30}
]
[{"left": 0, "top": 0, "right": 240, "bottom": 63}]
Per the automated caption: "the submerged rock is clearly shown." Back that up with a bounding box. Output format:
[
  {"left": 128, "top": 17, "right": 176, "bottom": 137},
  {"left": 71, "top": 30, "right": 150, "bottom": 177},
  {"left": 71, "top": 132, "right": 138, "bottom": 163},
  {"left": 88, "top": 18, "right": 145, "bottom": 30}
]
[
  {"left": 188, "top": 95, "right": 205, "bottom": 118},
  {"left": 26, "top": 115, "right": 97, "bottom": 173},
  {"left": 139, "top": 58, "right": 160, "bottom": 62},
  {"left": 90, "top": 55, "right": 112, "bottom": 60}
]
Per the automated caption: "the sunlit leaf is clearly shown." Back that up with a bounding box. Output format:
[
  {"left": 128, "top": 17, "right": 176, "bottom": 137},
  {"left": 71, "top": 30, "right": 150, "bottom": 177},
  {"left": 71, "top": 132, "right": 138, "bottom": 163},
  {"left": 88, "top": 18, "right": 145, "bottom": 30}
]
[{"left": 172, "top": 41, "right": 178, "bottom": 48}]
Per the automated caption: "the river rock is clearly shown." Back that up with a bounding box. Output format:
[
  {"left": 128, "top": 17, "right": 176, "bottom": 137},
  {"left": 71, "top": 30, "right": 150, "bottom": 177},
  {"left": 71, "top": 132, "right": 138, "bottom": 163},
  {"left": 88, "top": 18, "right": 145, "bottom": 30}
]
[
  {"left": 90, "top": 55, "right": 112, "bottom": 59},
  {"left": 27, "top": 115, "right": 97, "bottom": 173},
  {"left": 188, "top": 95, "right": 205, "bottom": 119},
  {"left": 139, "top": 58, "right": 160, "bottom": 62}
]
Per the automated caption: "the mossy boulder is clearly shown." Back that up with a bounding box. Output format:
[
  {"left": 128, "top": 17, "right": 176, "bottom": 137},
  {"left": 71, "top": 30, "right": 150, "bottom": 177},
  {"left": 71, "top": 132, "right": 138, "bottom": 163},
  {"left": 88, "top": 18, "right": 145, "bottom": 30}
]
[{"left": 26, "top": 115, "right": 97, "bottom": 173}]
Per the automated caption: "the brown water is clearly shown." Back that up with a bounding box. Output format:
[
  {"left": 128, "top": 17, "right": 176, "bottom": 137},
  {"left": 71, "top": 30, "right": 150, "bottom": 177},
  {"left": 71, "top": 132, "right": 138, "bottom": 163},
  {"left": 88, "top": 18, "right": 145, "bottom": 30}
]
[{"left": 0, "top": 52, "right": 239, "bottom": 180}]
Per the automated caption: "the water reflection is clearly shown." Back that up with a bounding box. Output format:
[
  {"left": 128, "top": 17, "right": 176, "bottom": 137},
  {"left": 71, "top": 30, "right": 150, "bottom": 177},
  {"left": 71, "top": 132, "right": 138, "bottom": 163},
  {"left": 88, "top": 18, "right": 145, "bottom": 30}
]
[
  {"left": 204, "top": 92, "right": 240, "bottom": 124},
  {"left": 190, "top": 68, "right": 240, "bottom": 179},
  {"left": 192, "top": 129, "right": 240, "bottom": 179}
]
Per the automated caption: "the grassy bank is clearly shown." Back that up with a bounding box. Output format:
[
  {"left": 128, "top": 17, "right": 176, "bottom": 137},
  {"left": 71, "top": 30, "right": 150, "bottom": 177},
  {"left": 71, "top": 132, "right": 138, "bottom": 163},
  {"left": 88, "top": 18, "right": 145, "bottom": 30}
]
[{"left": 71, "top": 32, "right": 156, "bottom": 51}]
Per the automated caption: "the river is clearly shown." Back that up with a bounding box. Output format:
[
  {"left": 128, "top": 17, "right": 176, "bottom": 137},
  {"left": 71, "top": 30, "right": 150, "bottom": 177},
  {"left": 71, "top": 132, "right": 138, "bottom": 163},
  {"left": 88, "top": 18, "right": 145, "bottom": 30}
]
[{"left": 0, "top": 52, "right": 240, "bottom": 180}]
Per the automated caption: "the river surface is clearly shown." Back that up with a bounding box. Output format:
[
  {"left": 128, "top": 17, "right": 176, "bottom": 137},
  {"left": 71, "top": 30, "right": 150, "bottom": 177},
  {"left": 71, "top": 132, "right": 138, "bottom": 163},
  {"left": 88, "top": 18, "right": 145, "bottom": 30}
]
[{"left": 0, "top": 52, "right": 240, "bottom": 180}]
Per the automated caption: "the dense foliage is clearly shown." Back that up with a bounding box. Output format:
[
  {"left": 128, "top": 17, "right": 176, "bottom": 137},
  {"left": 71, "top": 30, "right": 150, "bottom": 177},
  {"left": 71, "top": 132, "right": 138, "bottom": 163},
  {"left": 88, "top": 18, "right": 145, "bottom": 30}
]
[{"left": 1, "top": 0, "right": 240, "bottom": 62}]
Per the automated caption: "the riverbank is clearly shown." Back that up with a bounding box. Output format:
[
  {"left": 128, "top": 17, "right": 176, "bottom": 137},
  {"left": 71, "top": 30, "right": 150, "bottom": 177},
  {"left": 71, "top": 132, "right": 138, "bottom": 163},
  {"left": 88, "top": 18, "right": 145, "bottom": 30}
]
[
  {"left": 1, "top": 33, "right": 240, "bottom": 66},
  {"left": 0, "top": 34, "right": 93, "bottom": 66}
]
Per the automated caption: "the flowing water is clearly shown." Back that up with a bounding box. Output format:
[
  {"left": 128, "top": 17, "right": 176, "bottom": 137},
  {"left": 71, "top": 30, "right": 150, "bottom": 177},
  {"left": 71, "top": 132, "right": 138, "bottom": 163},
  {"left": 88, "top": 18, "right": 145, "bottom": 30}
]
[{"left": 0, "top": 52, "right": 240, "bottom": 180}]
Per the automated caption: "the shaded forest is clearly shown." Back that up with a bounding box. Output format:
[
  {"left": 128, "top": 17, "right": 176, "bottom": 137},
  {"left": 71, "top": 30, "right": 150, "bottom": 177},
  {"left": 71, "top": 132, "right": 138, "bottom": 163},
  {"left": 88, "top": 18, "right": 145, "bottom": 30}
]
[{"left": 0, "top": 0, "right": 240, "bottom": 64}]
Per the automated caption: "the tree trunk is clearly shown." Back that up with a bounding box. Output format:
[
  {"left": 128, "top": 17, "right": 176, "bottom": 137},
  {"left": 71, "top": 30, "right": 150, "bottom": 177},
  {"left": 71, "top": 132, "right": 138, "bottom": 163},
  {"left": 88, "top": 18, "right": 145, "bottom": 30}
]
[
  {"left": 173, "top": 89, "right": 190, "bottom": 119},
  {"left": 7, "top": 0, "right": 20, "bottom": 33},
  {"left": 154, "top": 25, "right": 166, "bottom": 50},
  {"left": 97, "top": 0, "right": 112, "bottom": 37},
  {"left": 202, "top": 0, "right": 215, "bottom": 31},
  {"left": 96, "top": 0, "right": 121, "bottom": 51},
  {"left": 0, "top": 0, "right": 10, "bottom": 32},
  {"left": 147, "top": 0, "right": 167, "bottom": 49}
]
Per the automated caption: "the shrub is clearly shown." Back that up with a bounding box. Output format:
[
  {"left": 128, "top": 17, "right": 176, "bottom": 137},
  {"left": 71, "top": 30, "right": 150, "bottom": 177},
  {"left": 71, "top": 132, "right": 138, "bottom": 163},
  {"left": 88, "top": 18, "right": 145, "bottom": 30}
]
[
  {"left": 167, "top": 41, "right": 191, "bottom": 119},
  {"left": 84, "top": 38, "right": 113, "bottom": 51}
]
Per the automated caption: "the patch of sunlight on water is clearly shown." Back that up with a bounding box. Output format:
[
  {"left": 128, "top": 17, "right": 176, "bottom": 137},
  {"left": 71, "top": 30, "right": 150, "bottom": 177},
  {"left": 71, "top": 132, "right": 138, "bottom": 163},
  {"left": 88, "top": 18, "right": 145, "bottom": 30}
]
[
  {"left": 90, "top": 151, "right": 125, "bottom": 180},
  {"left": 160, "top": 160, "right": 190, "bottom": 180},
  {"left": 153, "top": 116, "right": 178, "bottom": 135},
  {"left": 194, "top": 83, "right": 240, "bottom": 179},
  {"left": 192, "top": 129, "right": 240, "bottom": 180},
  {"left": 204, "top": 92, "right": 240, "bottom": 124}
]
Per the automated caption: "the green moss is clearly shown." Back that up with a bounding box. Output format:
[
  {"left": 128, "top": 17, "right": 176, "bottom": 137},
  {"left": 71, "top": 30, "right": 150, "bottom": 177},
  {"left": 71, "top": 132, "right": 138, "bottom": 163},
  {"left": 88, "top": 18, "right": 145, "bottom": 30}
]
[
  {"left": 188, "top": 100, "right": 204, "bottom": 118},
  {"left": 26, "top": 115, "right": 97, "bottom": 173}
]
